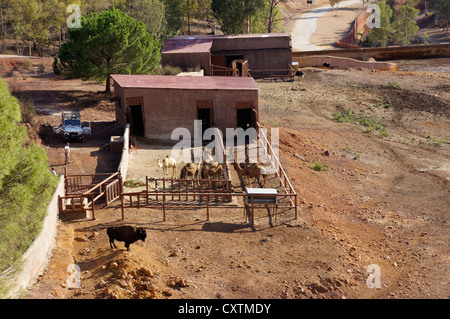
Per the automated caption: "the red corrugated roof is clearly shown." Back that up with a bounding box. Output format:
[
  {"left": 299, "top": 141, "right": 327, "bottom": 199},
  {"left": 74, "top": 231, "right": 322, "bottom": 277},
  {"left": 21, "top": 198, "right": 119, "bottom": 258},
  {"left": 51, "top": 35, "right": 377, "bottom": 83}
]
[
  {"left": 111, "top": 75, "right": 259, "bottom": 91},
  {"left": 162, "top": 37, "right": 213, "bottom": 54},
  {"left": 161, "top": 33, "right": 290, "bottom": 54}
]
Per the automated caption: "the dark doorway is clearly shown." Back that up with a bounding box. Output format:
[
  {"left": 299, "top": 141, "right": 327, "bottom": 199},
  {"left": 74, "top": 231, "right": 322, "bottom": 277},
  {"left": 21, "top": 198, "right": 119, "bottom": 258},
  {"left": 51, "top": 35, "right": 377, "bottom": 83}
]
[
  {"left": 198, "top": 108, "right": 212, "bottom": 136},
  {"left": 226, "top": 55, "right": 244, "bottom": 69},
  {"left": 129, "top": 105, "right": 144, "bottom": 137},
  {"left": 236, "top": 108, "right": 254, "bottom": 130}
]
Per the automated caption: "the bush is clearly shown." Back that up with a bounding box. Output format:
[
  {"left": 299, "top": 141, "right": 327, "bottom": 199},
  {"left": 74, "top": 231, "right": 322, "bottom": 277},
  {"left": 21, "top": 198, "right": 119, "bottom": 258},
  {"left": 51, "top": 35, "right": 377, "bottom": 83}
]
[
  {"left": 21, "top": 60, "right": 31, "bottom": 70},
  {"left": 309, "top": 161, "right": 328, "bottom": 172},
  {"left": 38, "top": 63, "right": 45, "bottom": 73},
  {"left": 151, "top": 65, "right": 183, "bottom": 75},
  {"left": 0, "top": 77, "right": 58, "bottom": 274}
]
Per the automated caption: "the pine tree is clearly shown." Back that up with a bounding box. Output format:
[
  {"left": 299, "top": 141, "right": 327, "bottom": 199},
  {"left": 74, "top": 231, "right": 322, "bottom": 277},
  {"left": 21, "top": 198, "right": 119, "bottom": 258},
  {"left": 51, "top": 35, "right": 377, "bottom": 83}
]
[
  {"left": 211, "top": 0, "right": 265, "bottom": 34},
  {"left": 53, "top": 8, "right": 161, "bottom": 92}
]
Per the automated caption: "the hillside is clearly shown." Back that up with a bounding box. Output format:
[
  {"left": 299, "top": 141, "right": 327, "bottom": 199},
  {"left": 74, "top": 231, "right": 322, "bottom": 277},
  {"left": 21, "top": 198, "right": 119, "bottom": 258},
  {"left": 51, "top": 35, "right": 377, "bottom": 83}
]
[
  {"left": 3, "top": 56, "right": 446, "bottom": 299},
  {"left": 0, "top": 75, "right": 58, "bottom": 281}
]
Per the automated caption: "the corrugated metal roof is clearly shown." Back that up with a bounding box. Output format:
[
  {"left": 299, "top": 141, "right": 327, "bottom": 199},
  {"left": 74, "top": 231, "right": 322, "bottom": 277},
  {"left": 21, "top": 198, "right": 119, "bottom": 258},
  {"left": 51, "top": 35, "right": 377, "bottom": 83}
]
[
  {"left": 111, "top": 75, "right": 259, "bottom": 91},
  {"left": 161, "top": 33, "right": 290, "bottom": 54},
  {"left": 162, "top": 37, "right": 213, "bottom": 54}
]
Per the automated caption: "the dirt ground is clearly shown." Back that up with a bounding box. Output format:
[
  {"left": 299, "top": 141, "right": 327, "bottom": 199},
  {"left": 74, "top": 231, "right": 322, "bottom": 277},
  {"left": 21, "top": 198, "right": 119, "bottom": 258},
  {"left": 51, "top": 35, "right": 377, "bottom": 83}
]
[{"left": 1, "top": 54, "right": 449, "bottom": 299}]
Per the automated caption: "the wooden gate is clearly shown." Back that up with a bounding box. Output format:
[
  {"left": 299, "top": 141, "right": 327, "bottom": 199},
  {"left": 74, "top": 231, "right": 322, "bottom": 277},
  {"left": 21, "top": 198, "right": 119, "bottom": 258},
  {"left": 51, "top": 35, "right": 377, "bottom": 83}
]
[
  {"left": 60, "top": 172, "right": 123, "bottom": 219},
  {"left": 106, "top": 178, "right": 122, "bottom": 205}
]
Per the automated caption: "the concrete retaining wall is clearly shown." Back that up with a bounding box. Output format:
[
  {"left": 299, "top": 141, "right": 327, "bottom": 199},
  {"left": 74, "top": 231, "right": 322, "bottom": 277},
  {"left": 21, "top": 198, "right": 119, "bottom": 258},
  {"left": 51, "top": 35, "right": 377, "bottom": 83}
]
[
  {"left": 118, "top": 124, "right": 130, "bottom": 182},
  {"left": 293, "top": 55, "right": 398, "bottom": 71},
  {"left": 336, "top": 11, "right": 369, "bottom": 49},
  {"left": 0, "top": 175, "right": 65, "bottom": 298},
  {"left": 293, "top": 44, "right": 450, "bottom": 61}
]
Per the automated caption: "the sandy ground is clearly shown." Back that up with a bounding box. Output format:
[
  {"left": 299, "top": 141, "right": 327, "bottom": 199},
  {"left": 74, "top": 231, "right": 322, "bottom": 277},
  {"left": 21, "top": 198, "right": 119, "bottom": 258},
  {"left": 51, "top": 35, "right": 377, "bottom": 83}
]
[{"left": 2, "top": 54, "right": 448, "bottom": 300}]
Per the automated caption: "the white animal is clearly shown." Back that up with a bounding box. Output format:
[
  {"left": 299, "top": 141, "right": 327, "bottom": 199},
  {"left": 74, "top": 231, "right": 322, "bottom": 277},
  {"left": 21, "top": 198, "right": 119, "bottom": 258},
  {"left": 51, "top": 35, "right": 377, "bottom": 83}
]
[{"left": 156, "top": 156, "right": 177, "bottom": 178}]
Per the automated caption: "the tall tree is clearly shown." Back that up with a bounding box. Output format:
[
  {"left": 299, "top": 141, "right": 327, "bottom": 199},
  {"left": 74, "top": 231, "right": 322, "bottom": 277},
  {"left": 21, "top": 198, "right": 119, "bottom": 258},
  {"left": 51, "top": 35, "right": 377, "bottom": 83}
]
[
  {"left": 53, "top": 8, "right": 161, "bottom": 92},
  {"left": 211, "top": 0, "right": 241, "bottom": 34},
  {"left": 390, "top": 0, "right": 419, "bottom": 45},
  {"left": 266, "top": 0, "right": 284, "bottom": 33},
  {"left": 181, "top": 0, "right": 198, "bottom": 35},
  {"left": 364, "top": 0, "right": 393, "bottom": 47},
  {"left": 8, "top": 0, "right": 39, "bottom": 55},
  {"left": 163, "top": 0, "right": 183, "bottom": 37},
  {"left": 125, "top": 0, "right": 166, "bottom": 42},
  {"left": 329, "top": 0, "right": 342, "bottom": 16},
  {"left": 434, "top": 0, "right": 450, "bottom": 19},
  {"left": 212, "top": 0, "right": 265, "bottom": 34}
]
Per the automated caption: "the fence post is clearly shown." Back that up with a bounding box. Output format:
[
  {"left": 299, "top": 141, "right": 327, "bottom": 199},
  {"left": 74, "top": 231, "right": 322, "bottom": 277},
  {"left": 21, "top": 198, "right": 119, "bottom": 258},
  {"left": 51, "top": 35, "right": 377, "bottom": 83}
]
[
  {"left": 162, "top": 193, "right": 166, "bottom": 222},
  {"left": 171, "top": 179, "right": 174, "bottom": 201},
  {"left": 58, "top": 195, "right": 62, "bottom": 219},
  {"left": 251, "top": 195, "right": 254, "bottom": 223},
  {"left": 91, "top": 194, "right": 95, "bottom": 220},
  {"left": 295, "top": 194, "right": 298, "bottom": 219},
  {"left": 206, "top": 194, "right": 210, "bottom": 221},
  {"left": 121, "top": 194, "right": 124, "bottom": 220}
]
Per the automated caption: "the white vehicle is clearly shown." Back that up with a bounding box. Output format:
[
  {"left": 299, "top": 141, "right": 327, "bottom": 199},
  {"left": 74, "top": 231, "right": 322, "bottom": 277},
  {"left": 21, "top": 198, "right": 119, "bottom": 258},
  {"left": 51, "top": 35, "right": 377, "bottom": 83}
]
[{"left": 54, "top": 111, "right": 91, "bottom": 142}]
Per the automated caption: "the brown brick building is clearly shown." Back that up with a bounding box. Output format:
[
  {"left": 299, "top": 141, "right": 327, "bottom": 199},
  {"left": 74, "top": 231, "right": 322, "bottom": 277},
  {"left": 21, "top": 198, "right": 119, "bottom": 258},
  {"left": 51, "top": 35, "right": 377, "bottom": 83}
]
[
  {"left": 111, "top": 75, "right": 259, "bottom": 140},
  {"left": 161, "top": 33, "right": 293, "bottom": 77}
]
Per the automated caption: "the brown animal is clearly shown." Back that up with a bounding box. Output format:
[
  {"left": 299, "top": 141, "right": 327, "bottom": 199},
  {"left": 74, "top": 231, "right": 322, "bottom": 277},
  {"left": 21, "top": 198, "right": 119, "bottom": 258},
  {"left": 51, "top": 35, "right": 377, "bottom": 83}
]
[
  {"left": 107, "top": 225, "right": 147, "bottom": 251},
  {"left": 180, "top": 162, "right": 200, "bottom": 180},
  {"left": 234, "top": 162, "right": 267, "bottom": 187},
  {"left": 201, "top": 161, "right": 223, "bottom": 180}
]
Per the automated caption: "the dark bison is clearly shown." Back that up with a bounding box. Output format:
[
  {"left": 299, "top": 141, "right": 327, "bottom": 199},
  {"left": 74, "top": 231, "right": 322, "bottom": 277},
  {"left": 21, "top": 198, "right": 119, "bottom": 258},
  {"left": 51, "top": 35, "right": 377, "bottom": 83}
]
[{"left": 107, "top": 225, "right": 147, "bottom": 251}]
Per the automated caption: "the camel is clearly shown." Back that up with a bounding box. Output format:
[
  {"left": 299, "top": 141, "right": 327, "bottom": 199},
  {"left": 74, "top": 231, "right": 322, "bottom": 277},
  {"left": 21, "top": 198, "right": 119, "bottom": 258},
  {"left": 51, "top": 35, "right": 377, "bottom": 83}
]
[
  {"left": 179, "top": 162, "right": 200, "bottom": 179},
  {"left": 234, "top": 162, "right": 267, "bottom": 187},
  {"left": 201, "top": 161, "right": 223, "bottom": 180},
  {"left": 156, "top": 155, "right": 177, "bottom": 178}
]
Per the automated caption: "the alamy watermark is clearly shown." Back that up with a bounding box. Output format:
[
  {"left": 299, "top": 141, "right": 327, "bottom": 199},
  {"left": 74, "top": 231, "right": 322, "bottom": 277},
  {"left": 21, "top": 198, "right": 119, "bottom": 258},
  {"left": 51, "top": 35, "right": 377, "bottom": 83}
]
[
  {"left": 366, "top": 264, "right": 382, "bottom": 289},
  {"left": 367, "top": 4, "right": 381, "bottom": 29},
  {"left": 67, "top": 4, "right": 81, "bottom": 29},
  {"left": 66, "top": 263, "right": 81, "bottom": 289}
]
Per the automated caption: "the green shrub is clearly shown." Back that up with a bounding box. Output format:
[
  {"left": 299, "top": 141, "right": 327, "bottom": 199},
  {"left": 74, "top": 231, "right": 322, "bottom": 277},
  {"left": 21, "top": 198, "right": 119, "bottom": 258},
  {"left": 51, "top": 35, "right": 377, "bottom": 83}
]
[
  {"left": 21, "top": 60, "right": 31, "bottom": 70},
  {"left": 388, "top": 81, "right": 400, "bottom": 88},
  {"left": 0, "top": 77, "right": 58, "bottom": 275},
  {"left": 151, "top": 65, "right": 183, "bottom": 75},
  {"left": 309, "top": 161, "right": 328, "bottom": 172}
]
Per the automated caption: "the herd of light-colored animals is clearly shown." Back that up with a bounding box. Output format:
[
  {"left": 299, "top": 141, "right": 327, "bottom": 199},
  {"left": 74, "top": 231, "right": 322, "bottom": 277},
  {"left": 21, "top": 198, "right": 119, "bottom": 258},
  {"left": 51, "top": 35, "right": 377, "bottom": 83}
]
[{"left": 155, "top": 155, "right": 267, "bottom": 187}]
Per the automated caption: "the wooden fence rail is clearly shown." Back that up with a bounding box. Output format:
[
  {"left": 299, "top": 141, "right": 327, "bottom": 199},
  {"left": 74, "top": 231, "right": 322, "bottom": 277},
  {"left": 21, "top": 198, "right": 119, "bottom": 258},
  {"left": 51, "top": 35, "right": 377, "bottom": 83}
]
[
  {"left": 146, "top": 177, "right": 233, "bottom": 202},
  {"left": 248, "top": 65, "right": 295, "bottom": 81},
  {"left": 120, "top": 190, "right": 297, "bottom": 223}
]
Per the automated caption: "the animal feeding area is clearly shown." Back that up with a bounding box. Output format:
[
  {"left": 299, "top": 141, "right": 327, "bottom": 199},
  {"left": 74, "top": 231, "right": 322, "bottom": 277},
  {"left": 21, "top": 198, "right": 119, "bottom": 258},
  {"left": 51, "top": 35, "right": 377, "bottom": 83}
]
[{"left": 121, "top": 126, "right": 298, "bottom": 225}]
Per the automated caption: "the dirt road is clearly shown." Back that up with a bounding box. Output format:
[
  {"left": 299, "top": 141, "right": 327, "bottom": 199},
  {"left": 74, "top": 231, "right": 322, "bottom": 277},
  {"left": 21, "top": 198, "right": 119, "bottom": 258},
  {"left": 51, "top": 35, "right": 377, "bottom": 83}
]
[
  {"left": 3, "top": 55, "right": 447, "bottom": 299},
  {"left": 289, "top": 0, "right": 364, "bottom": 51}
]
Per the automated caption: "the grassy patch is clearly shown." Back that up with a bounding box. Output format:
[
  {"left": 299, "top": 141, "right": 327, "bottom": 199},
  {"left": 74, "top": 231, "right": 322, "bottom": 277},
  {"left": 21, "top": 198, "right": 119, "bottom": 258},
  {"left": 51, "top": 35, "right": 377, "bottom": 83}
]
[
  {"left": 388, "top": 81, "right": 400, "bottom": 88},
  {"left": 309, "top": 160, "right": 328, "bottom": 172},
  {"left": 124, "top": 179, "right": 146, "bottom": 188},
  {"left": 333, "top": 108, "right": 389, "bottom": 138},
  {"left": 343, "top": 147, "right": 361, "bottom": 160},
  {"left": 426, "top": 134, "right": 447, "bottom": 147}
]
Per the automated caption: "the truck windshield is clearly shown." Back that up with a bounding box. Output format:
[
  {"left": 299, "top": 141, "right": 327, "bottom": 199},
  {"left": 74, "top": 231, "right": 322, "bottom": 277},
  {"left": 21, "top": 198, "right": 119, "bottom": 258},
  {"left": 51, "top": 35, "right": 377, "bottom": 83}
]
[{"left": 65, "top": 120, "right": 81, "bottom": 126}]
